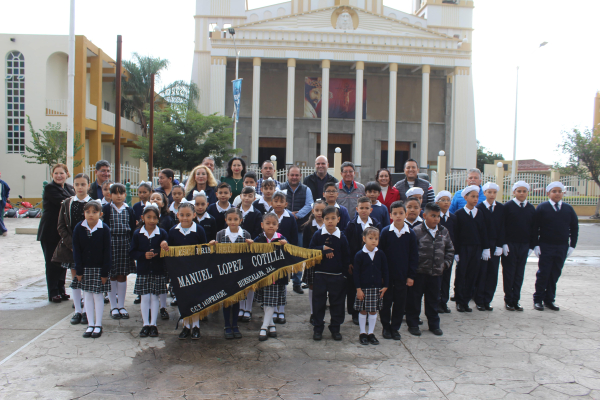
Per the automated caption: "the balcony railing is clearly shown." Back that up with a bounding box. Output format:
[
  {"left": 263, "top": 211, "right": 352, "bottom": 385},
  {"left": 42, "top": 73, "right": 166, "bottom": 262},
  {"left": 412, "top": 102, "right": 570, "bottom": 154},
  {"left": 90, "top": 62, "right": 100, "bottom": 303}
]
[
  {"left": 46, "top": 99, "right": 67, "bottom": 116},
  {"left": 85, "top": 103, "right": 97, "bottom": 121}
]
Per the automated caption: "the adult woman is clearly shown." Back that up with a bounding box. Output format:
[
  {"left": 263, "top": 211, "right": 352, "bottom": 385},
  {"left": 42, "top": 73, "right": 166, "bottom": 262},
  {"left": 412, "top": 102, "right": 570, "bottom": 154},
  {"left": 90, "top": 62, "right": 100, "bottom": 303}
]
[
  {"left": 376, "top": 168, "right": 400, "bottom": 213},
  {"left": 37, "top": 163, "right": 75, "bottom": 303},
  {"left": 154, "top": 168, "right": 175, "bottom": 205},
  {"left": 220, "top": 157, "right": 246, "bottom": 203},
  {"left": 185, "top": 164, "right": 218, "bottom": 205}
]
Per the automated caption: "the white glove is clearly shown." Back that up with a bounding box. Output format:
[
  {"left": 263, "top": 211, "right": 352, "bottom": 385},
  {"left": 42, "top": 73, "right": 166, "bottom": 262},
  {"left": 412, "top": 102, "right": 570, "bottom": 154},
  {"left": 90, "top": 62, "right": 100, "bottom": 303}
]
[
  {"left": 494, "top": 247, "right": 502, "bottom": 257},
  {"left": 481, "top": 249, "right": 491, "bottom": 261},
  {"left": 503, "top": 244, "right": 510, "bottom": 257},
  {"left": 454, "top": 255, "right": 460, "bottom": 262},
  {"left": 567, "top": 247, "right": 575, "bottom": 257},
  {"left": 528, "top": 249, "right": 533, "bottom": 257},
  {"left": 534, "top": 246, "right": 541, "bottom": 258}
]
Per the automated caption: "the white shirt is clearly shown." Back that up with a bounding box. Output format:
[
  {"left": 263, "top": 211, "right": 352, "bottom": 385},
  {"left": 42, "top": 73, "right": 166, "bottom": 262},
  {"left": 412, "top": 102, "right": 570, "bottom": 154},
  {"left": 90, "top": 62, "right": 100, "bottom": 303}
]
[
  {"left": 82, "top": 219, "right": 102, "bottom": 234},
  {"left": 140, "top": 225, "right": 160, "bottom": 239},
  {"left": 101, "top": 198, "right": 109, "bottom": 206},
  {"left": 357, "top": 216, "right": 374, "bottom": 231},
  {"left": 216, "top": 202, "right": 232, "bottom": 213},
  {"left": 73, "top": 195, "right": 91, "bottom": 203},
  {"left": 512, "top": 198, "right": 528, "bottom": 207},
  {"left": 362, "top": 245, "right": 378, "bottom": 260},
  {"left": 483, "top": 200, "right": 496, "bottom": 210},
  {"left": 440, "top": 211, "right": 451, "bottom": 222},
  {"left": 175, "top": 222, "right": 196, "bottom": 236},
  {"left": 549, "top": 199, "right": 563, "bottom": 211},
  {"left": 225, "top": 226, "right": 241, "bottom": 243},
  {"left": 373, "top": 200, "right": 383, "bottom": 207},
  {"left": 240, "top": 204, "right": 255, "bottom": 218},
  {"left": 169, "top": 202, "right": 179, "bottom": 215},
  {"left": 197, "top": 212, "right": 210, "bottom": 222},
  {"left": 233, "top": 193, "right": 262, "bottom": 207},
  {"left": 381, "top": 186, "right": 388, "bottom": 200},
  {"left": 111, "top": 202, "right": 128, "bottom": 214},
  {"left": 277, "top": 209, "right": 291, "bottom": 223},
  {"left": 258, "top": 196, "right": 272, "bottom": 212},
  {"left": 389, "top": 222, "right": 409, "bottom": 238},
  {"left": 312, "top": 219, "right": 323, "bottom": 229},
  {"left": 425, "top": 223, "right": 438, "bottom": 237},
  {"left": 407, "top": 215, "right": 423, "bottom": 226},
  {"left": 463, "top": 206, "right": 478, "bottom": 218},
  {"left": 321, "top": 226, "right": 341, "bottom": 238}
]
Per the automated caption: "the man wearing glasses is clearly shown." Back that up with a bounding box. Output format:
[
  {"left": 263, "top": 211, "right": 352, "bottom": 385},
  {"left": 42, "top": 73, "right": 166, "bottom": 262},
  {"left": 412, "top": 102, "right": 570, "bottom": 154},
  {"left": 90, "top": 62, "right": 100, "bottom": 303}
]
[{"left": 337, "top": 161, "right": 365, "bottom": 220}]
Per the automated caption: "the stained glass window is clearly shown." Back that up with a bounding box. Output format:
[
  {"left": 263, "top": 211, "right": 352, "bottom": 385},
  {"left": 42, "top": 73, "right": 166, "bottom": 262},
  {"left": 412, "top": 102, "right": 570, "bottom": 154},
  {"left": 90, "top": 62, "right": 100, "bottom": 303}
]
[{"left": 6, "top": 51, "right": 25, "bottom": 154}]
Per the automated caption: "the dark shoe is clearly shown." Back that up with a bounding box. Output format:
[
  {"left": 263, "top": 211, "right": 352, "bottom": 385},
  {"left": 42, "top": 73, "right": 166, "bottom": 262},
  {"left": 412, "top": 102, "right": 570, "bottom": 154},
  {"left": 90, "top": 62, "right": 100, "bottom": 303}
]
[
  {"left": 70, "top": 312, "right": 82, "bottom": 325},
  {"left": 179, "top": 327, "right": 191, "bottom": 340},
  {"left": 259, "top": 329, "right": 268, "bottom": 341},
  {"left": 91, "top": 327, "right": 103, "bottom": 339},
  {"left": 408, "top": 326, "right": 422, "bottom": 336},
  {"left": 331, "top": 332, "right": 342, "bottom": 341},
  {"left": 50, "top": 295, "right": 62, "bottom": 303},
  {"left": 160, "top": 308, "right": 169, "bottom": 320},
  {"left": 534, "top": 302, "right": 544, "bottom": 311},
  {"left": 430, "top": 328, "right": 443, "bottom": 336},
  {"left": 191, "top": 327, "right": 201, "bottom": 340},
  {"left": 232, "top": 326, "right": 242, "bottom": 339},
  {"left": 60, "top": 293, "right": 70, "bottom": 301},
  {"left": 440, "top": 304, "right": 451, "bottom": 313},
  {"left": 267, "top": 327, "right": 277, "bottom": 338},
  {"left": 418, "top": 318, "right": 423, "bottom": 325},
  {"left": 313, "top": 332, "right": 323, "bottom": 341},
  {"left": 476, "top": 304, "right": 486, "bottom": 311},
  {"left": 301, "top": 283, "right": 309, "bottom": 289},
  {"left": 485, "top": 304, "right": 494, "bottom": 311},
  {"left": 139, "top": 326, "right": 151, "bottom": 338},
  {"left": 463, "top": 304, "right": 472, "bottom": 312},
  {"left": 83, "top": 327, "right": 94, "bottom": 338},
  {"left": 352, "top": 314, "right": 359, "bottom": 325},
  {"left": 170, "top": 299, "right": 178, "bottom": 306},
  {"left": 134, "top": 295, "right": 141, "bottom": 304},
  {"left": 103, "top": 293, "right": 109, "bottom": 304},
  {"left": 110, "top": 308, "right": 122, "bottom": 319},
  {"left": 241, "top": 312, "right": 252, "bottom": 323},
  {"left": 149, "top": 326, "right": 159, "bottom": 337},
  {"left": 382, "top": 329, "right": 392, "bottom": 339},
  {"left": 275, "top": 313, "right": 286, "bottom": 324},
  {"left": 368, "top": 334, "right": 380, "bottom": 345},
  {"left": 309, "top": 314, "right": 315, "bottom": 326},
  {"left": 224, "top": 327, "right": 234, "bottom": 339},
  {"left": 392, "top": 330, "right": 401, "bottom": 341},
  {"left": 505, "top": 303, "right": 515, "bottom": 311},
  {"left": 359, "top": 333, "right": 369, "bottom": 345},
  {"left": 118, "top": 308, "right": 129, "bottom": 319},
  {"left": 514, "top": 303, "right": 524, "bottom": 311},
  {"left": 81, "top": 313, "right": 88, "bottom": 324},
  {"left": 456, "top": 303, "right": 466, "bottom": 312},
  {"left": 545, "top": 302, "right": 560, "bottom": 311},
  {"left": 450, "top": 295, "right": 455, "bottom": 302},
  {"left": 293, "top": 286, "right": 304, "bottom": 294}
]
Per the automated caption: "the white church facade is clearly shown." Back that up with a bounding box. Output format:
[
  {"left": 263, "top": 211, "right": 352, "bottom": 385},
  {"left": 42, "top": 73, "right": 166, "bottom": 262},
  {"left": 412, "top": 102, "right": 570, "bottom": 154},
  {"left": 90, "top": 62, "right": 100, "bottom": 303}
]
[{"left": 192, "top": 0, "right": 476, "bottom": 180}]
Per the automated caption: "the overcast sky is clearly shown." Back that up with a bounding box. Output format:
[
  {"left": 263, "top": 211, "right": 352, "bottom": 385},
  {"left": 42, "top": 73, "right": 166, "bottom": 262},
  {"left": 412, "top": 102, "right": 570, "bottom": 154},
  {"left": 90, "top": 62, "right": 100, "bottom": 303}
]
[{"left": 2, "top": 0, "right": 599, "bottom": 165}]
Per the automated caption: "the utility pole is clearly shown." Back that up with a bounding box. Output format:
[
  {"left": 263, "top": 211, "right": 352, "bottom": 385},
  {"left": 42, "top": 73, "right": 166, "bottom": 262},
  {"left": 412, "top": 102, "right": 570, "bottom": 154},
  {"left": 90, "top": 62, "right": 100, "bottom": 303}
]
[
  {"left": 66, "top": 0, "right": 75, "bottom": 182},
  {"left": 114, "top": 35, "right": 122, "bottom": 182},
  {"left": 149, "top": 73, "right": 155, "bottom": 182}
]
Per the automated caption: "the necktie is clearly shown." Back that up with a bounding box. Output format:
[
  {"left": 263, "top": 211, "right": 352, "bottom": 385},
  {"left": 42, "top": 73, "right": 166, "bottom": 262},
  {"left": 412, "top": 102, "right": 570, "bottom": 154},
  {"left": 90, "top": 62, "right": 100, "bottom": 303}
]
[
  {"left": 490, "top": 205, "right": 494, "bottom": 213},
  {"left": 554, "top": 203, "right": 560, "bottom": 211},
  {"left": 520, "top": 202, "right": 524, "bottom": 208},
  {"left": 469, "top": 210, "right": 473, "bottom": 218},
  {"left": 444, "top": 215, "right": 448, "bottom": 222}
]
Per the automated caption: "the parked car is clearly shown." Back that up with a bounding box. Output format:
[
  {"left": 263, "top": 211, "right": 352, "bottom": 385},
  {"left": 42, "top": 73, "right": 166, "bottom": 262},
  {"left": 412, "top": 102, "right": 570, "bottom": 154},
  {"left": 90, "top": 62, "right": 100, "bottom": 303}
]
[{"left": 563, "top": 186, "right": 578, "bottom": 196}]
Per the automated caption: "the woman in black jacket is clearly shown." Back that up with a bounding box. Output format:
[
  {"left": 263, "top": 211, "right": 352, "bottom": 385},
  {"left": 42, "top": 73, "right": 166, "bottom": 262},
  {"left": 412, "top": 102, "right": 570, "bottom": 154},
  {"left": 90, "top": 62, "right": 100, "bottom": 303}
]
[{"left": 37, "top": 163, "right": 75, "bottom": 303}]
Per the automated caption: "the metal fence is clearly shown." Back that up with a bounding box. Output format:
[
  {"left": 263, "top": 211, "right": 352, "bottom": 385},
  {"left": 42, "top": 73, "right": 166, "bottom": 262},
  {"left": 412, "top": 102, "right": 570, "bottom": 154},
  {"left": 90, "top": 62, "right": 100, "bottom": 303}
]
[
  {"left": 444, "top": 171, "right": 495, "bottom": 195},
  {"left": 559, "top": 175, "right": 600, "bottom": 206},
  {"left": 211, "top": 166, "right": 317, "bottom": 183},
  {"left": 501, "top": 173, "right": 550, "bottom": 203},
  {"left": 85, "top": 164, "right": 141, "bottom": 196}
]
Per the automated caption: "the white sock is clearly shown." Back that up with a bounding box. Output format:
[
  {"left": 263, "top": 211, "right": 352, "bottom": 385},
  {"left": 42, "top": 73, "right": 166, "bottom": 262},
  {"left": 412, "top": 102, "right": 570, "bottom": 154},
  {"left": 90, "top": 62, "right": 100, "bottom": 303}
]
[
  {"left": 109, "top": 280, "right": 118, "bottom": 309},
  {"left": 117, "top": 281, "right": 127, "bottom": 309},
  {"left": 160, "top": 293, "right": 167, "bottom": 309},
  {"left": 192, "top": 315, "right": 200, "bottom": 328},
  {"left": 83, "top": 291, "right": 95, "bottom": 327},
  {"left": 141, "top": 294, "right": 151, "bottom": 326},
  {"left": 245, "top": 290, "right": 254, "bottom": 311},
  {"left": 359, "top": 313, "right": 367, "bottom": 334},
  {"left": 150, "top": 295, "right": 160, "bottom": 326},
  {"left": 308, "top": 289, "right": 313, "bottom": 314},
  {"left": 93, "top": 293, "right": 105, "bottom": 327},
  {"left": 183, "top": 317, "right": 191, "bottom": 329},
  {"left": 278, "top": 305, "right": 285, "bottom": 314},
  {"left": 368, "top": 314, "right": 377, "bottom": 334},
  {"left": 262, "top": 306, "right": 276, "bottom": 330},
  {"left": 238, "top": 300, "right": 246, "bottom": 315},
  {"left": 72, "top": 288, "right": 82, "bottom": 314}
]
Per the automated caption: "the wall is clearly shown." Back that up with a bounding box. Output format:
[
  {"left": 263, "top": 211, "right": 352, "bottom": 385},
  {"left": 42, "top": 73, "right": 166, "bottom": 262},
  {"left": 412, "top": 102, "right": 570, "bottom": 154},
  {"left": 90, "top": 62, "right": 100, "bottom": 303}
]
[{"left": 45, "top": 52, "right": 68, "bottom": 101}]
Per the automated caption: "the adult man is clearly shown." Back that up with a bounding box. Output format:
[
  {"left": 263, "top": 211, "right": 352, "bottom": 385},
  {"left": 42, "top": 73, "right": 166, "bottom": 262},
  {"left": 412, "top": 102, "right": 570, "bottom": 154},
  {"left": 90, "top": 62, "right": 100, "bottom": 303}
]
[
  {"left": 304, "top": 155, "right": 338, "bottom": 202},
  {"left": 0, "top": 171, "right": 10, "bottom": 236},
  {"left": 393, "top": 159, "right": 435, "bottom": 206},
  {"left": 281, "top": 166, "right": 314, "bottom": 294},
  {"left": 449, "top": 168, "right": 486, "bottom": 213},
  {"left": 337, "top": 162, "right": 365, "bottom": 220},
  {"left": 256, "top": 160, "right": 281, "bottom": 196},
  {"left": 88, "top": 160, "right": 111, "bottom": 200}
]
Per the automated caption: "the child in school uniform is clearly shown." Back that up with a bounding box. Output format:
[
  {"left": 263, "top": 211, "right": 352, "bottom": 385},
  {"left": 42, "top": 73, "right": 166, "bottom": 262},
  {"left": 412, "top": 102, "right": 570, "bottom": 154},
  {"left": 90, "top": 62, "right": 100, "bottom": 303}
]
[
  {"left": 72, "top": 200, "right": 112, "bottom": 338},
  {"left": 501, "top": 181, "right": 536, "bottom": 311},
  {"left": 365, "top": 181, "right": 390, "bottom": 225},
  {"left": 404, "top": 198, "right": 423, "bottom": 229},
  {"left": 149, "top": 191, "right": 174, "bottom": 319},
  {"left": 168, "top": 185, "right": 186, "bottom": 223},
  {"left": 233, "top": 172, "right": 262, "bottom": 207},
  {"left": 354, "top": 226, "right": 389, "bottom": 345},
  {"left": 474, "top": 182, "right": 505, "bottom": 311},
  {"left": 193, "top": 190, "right": 217, "bottom": 242},
  {"left": 345, "top": 196, "right": 383, "bottom": 325},
  {"left": 209, "top": 208, "right": 254, "bottom": 339},
  {"left": 407, "top": 203, "right": 454, "bottom": 337},
  {"left": 160, "top": 202, "right": 207, "bottom": 340},
  {"left": 378, "top": 201, "right": 418, "bottom": 340},
  {"left": 323, "top": 181, "right": 351, "bottom": 230},
  {"left": 532, "top": 181, "right": 579, "bottom": 311},
  {"left": 301, "top": 200, "right": 326, "bottom": 325},
  {"left": 101, "top": 181, "right": 113, "bottom": 206},
  {"left": 207, "top": 182, "right": 233, "bottom": 231},
  {"left": 130, "top": 204, "right": 169, "bottom": 338},
  {"left": 453, "top": 185, "right": 490, "bottom": 312},
  {"left": 406, "top": 187, "right": 424, "bottom": 207},
  {"left": 309, "top": 205, "right": 352, "bottom": 341},
  {"left": 102, "top": 183, "right": 138, "bottom": 320},
  {"left": 254, "top": 212, "right": 289, "bottom": 341},
  {"left": 435, "top": 190, "right": 457, "bottom": 314},
  {"left": 133, "top": 182, "right": 152, "bottom": 221},
  {"left": 253, "top": 177, "right": 275, "bottom": 214}
]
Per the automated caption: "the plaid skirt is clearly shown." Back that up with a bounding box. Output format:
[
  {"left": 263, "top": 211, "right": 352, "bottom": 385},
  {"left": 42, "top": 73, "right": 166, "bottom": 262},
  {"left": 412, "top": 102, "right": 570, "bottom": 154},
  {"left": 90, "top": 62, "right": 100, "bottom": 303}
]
[
  {"left": 111, "top": 234, "right": 136, "bottom": 277},
  {"left": 80, "top": 268, "right": 111, "bottom": 294},
  {"left": 70, "top": 275, "right": 82, "bottom": 290},
  {"left": 254, "top": 284, "right": 287, "bottom": 307},
  {"left": 61, "top": 262, "right": 74, "bottom": 270},
  {"left": 134, "top": 274, "right": 168, "bottom": 296},
  {"left": 354, "top": 288, "right": 384, "bottom": 313},
  {"left": 302, "top": 267, "right": 314, "bottom": 286}
]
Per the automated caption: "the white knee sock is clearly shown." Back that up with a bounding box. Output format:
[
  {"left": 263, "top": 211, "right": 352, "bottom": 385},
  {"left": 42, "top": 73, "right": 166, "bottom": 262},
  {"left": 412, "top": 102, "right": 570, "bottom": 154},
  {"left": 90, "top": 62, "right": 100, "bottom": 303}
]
[
  {"left": 192, "top": 314, "right": 200, "bottom": 328},
  {"left": 160, "top": 293, "right": 167, "bottom": 309},
  {"left": 238, "top": 299, "right": 246, "bottom": 314},
  {"left": 93, "top": 293, "right": 105, "bottom": 327},
  {"left": 72, "top": 288, "right": 82, "bottom": 314},
  {"left": 117, "top": 281, "right": 127, "bottom": 309},
  {"left": 308, "top": 289, "right": 313, "bottom": 314},
  {"left": 278, "top": 305, "right": 285, "bottom": 314},
  {"left": 368, "top": 314, "right": 377, "bottom": 334},
  {"left": 141, "top": 294, "right": 151, "bottom": 326},
  {"left": 359, "top": 313, "right": 367, "bottom": 334},
  {"left": 83, "top": 291, "right": 95, "bottom": 327},
  {"left": 108, "top": 280, "right": 118, "bottom": 309},
  {"left": 245, "top": 290, "right": 254, "bottom": 311},
  {"left": 262, "top": 306, "right": 276, "bottom": 330},
  {"left": 150, "top": 295, "right": 159, "bottom": 326},
  {"left": 183, "top": 317, "right": 191, "bottom": 329}
]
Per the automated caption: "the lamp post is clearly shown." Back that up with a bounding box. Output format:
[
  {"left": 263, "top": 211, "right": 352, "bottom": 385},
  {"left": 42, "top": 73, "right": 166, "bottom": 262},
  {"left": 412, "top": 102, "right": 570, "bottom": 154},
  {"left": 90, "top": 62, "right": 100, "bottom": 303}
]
[{"left": 228, "top": 27, "right": 240, "bottom": 150}]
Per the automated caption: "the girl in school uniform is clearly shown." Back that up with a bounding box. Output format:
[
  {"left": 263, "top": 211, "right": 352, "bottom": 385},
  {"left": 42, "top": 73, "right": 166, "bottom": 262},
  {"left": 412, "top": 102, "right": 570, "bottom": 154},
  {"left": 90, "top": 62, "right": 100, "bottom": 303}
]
[
  {"left": 193, "top": 190, "right": 217, "bottom": 242},
  {"left": 149, "top": 191, "right": 174, "bottom": 319},
  {"left": 102, "top": 183, "right": 138, "bottom": 320},
  {"left": 130, "top": 204, "right": 169, "bottom": 338},
  {"left": 253, "top": 178, "right": 275, "bottom": 214},
  {"left": 168, "top": 184, "right": 186, "bottom": 223},
  {"left": 254, "top": 212, "right": 289, "bottom": 341},
  {"left": 208, "top": 208, "right": 254, "bottom": 339},
  {"left": 133, "top": 182, "right": 152, "bottom": 221},
  {"left": 160, "top": 202, "right": 207, "bottom": 340},
  {"left": 101, "top": 181, "right": 113, "bottom": 206},
  {"left": 301, "top": 199, "right": 326, "bottom": 325},
  {"left": 72, "top": 200, "right": 112, "bottom": 338}
]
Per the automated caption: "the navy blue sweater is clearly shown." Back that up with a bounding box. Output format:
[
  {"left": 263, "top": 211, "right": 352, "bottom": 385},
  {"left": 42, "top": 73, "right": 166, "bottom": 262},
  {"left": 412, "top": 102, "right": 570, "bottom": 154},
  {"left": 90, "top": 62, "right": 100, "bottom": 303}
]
[
  {"left": 276, "top": 213, "right": 299, "bottom": 246},
  {"left": 130, "top": 227, "right": 169, "bottom": 275},
  {"left": 195, "top": 214, "right": 217, "bottom": 242},
  {"left": 185, "top": 185, "right": 217, "bottom": 205},
  {"left": 353, "top": 250, "right": 389, "bottom": 289},
  {"left": 159, "top": 213, "right": 175, "bottom": 232},
  {"left": 533, "top": 201, "right": 579, "bottom": 247},
  {"left": 132, "top": 201, "right": 144, "bottom": 221},
  {"left": 302, "top": 223, "right": 320, "bottom": 248},
  {"left": 503, "top": 200, "right": 536, "bottom": 247},
  {"left": 439, "top": 212, "right": 457, "bottom": 245},
  {"left": 324, "top": 203, "right": 350, "bottom": 230},
  {"left": 206, "top": 203, "right": 230, "bottom": 232},
  {"left": 370, "top": 203, "right": 390, "bottom": 226},
  {"left": 241, "top": 208, "right": 263, "bottom": 239},
  {"left": 309, "top": 230, "right": 351, "bottom": 276},
  {"left": 453, "top": 208, "right": 489, "bottom": 250},
  {"left": 102, "top": 204, "right": 137, "bottom": 238},
  {"left": 72, "top": 222, "right": 112, "bottom": 277},
  {"left": 379, "top": 225, "right": 419, "bottom": 281},
  {"left": 344, "top": 216, "right": 383, "bottom": 258},
  {"left": 253, "top": 233, "right": 289, "bottom": 285},
  {"left": 253, "top": 199, "right": 272, "bottom": 215},
  {"left": 167, "top": 222, "right": 207, "bottom": 246},
  {"left": 476, "top": 202, "right": 505, "bottom": 250}
]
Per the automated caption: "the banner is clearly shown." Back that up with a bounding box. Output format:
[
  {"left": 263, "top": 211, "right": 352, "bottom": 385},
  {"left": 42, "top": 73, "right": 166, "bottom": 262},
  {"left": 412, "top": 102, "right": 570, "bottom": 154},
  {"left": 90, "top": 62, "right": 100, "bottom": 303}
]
[
  {"left": 232, "top": 78, "right": 242, "bottom": 122},
  {"left": 162, "top": 243, "right": 322, "bottom": 319},
  {"left": 304, "top": 77, "right": 367, "bottom": 119}
]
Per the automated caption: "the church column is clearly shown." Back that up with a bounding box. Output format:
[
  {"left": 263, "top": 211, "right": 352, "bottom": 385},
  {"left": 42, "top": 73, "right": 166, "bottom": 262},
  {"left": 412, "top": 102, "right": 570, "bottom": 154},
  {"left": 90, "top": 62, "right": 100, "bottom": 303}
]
[
  {"left": 354, "top": 61, "right": 364, "bottom": 179},
  {"left": 209, "top": 56, "right": 227, "bottom": 116},
  {"left": 451, "top": 67, "right": 476, "bottom": 169},
  {"left": 286, "top": 59, "right": 296, "bottom": 168},
  {"left": 387, "top": 63, "right": 398, "bottom": 173},
  {"left": 251, "top": 57, "right": 261, "bottom": 166},
  {"left": 321, "top": 60, "right": 330, "bottom": 157},
  {"left": 420, "top": 65, "right": 430, "bottom": 170}
]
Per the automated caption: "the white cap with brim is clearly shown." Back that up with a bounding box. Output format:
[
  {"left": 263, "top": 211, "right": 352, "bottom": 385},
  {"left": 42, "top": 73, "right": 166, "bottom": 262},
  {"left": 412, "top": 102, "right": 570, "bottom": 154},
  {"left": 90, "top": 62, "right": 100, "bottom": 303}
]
[
  {"left": 435, "top": 190, "right": 452, "bottom": 202},
  {"left": 512, "top": 181, "right": 530, "bottom": 192},
  {"left": 482, "top": 182, "right": 499, "bottom": 191},
  {"left": 546, "top": 181, "right": 565, "bottom": 193},
  {"left": 462, "top": 185, "right": 480, "bottom": 198},
  {"left": 406, "top": 187, "right": 424, "bottom": 197}
]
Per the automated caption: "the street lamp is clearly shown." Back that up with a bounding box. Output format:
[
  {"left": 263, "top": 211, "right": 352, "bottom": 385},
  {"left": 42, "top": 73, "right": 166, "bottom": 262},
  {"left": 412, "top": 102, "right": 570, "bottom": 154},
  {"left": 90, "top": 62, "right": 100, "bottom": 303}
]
[{"left": 229, "top": 27, "right": 241, "bottom": 150}]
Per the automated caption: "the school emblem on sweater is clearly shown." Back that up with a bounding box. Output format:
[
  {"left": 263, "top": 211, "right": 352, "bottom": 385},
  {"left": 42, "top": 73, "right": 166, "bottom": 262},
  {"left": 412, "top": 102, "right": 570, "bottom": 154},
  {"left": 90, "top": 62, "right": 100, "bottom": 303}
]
[{"left": 162, "top": 243, "right": 322, "bottom": 319}]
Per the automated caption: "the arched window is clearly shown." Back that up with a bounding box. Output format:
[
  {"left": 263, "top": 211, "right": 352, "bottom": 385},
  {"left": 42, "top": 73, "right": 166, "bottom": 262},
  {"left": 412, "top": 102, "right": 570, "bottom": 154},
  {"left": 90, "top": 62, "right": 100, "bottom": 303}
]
[{"left": 6, "top": 51, "right": 25, "bottom": 154}]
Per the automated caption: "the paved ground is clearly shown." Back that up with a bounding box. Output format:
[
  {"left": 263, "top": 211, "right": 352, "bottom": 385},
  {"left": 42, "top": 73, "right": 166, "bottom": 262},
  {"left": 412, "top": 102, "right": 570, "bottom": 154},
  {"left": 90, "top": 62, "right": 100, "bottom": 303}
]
[{"left": 1, "top": 219, "right": 600, "bottom": 399}]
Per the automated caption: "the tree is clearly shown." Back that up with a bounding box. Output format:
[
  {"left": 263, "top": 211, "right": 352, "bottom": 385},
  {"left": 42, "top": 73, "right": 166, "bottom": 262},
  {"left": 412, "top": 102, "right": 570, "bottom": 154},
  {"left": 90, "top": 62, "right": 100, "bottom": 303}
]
[
  {"left": 132, "top": 107, "right": 238, "bottom": 172},
  {"left": 477, "top": 140, "right": 504, "bottom": 171},
  {"left": 21, "top": 116, "right": 84, "bottom": 170},
  {"left": 555, "top": 127, "right": 600, "bottom": 218}
]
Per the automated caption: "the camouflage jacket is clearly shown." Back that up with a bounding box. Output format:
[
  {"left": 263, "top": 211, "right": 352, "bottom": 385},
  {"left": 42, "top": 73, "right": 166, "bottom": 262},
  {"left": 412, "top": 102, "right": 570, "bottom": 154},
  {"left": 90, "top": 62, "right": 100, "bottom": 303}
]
[{"left": 413, "top": 223, "right": 455, "bottom": 276}]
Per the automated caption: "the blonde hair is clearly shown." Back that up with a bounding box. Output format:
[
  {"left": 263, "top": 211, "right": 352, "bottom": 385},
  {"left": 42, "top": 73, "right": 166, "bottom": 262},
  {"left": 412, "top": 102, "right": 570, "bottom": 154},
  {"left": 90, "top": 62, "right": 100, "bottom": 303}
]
[{"left": 185, "top": 164, "right": 217, "bottom": 195}]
